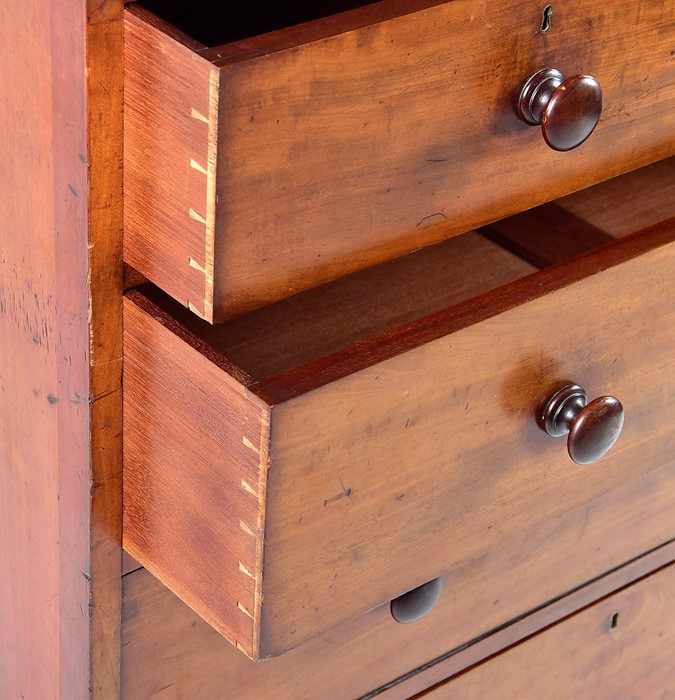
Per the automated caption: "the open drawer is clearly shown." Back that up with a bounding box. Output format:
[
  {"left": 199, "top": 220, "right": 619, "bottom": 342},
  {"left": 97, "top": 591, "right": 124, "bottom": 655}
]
[
  {"left": 123, "top": 160, "right": 675, "bottom": 659},
  {"left": 123, "top": 0, "right": 675, "bottom": 321}
]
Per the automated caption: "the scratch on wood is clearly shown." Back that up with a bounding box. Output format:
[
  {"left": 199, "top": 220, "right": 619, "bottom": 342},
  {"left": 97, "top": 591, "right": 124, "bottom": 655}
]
[
  {"left": 188, "top": 257, "right": 205, "bottom": 273},
  {"left": 238, "top": 561, "right": 256, "bottom": 579},
  {"left": 243, "top": 435, "right": 260, "bottom": 454},
  {"left": 416, "top": 212, "right": 448, "bottom": 227},
  {"left": 237, "top": 601, "right": 254, "bottom": 619},
  {"left": 190, "top": 107, "right": 209, "bottom": 123},
  {"left": 68, "top": 183, "right": 79, "bottom": 197},
  {"left": 189, "top": 158, "right": 208, "bottom": 176},
  {"left": 189, "top": 208, "right": 207, "bottom": 225}
]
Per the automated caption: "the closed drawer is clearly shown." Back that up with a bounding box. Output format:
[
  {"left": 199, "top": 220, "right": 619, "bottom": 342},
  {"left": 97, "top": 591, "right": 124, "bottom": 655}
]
[
  {"left": 123, "top": 164, "right": 675, "bottom": 659},
  {"left": 124, "top": 0, "right": 675, "bottom": 322},
  {"left": 422, "top": 560, "right": 675, "bottom": 699}
]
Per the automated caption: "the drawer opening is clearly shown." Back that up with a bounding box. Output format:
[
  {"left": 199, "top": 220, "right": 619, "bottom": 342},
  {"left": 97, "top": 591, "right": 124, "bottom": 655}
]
[
  {"left": 133, "top": 0, "right": 388, "bottom": 46},
  {"left": 131, "top": 158, "right": 674, "bottom": 389}
]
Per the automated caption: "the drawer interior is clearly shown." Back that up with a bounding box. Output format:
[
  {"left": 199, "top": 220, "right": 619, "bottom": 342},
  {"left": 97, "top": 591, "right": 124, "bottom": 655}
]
[
  {"left": 135, "top": 158, "right": 674, "bottom": 385},
  {"left": 134, "top": 0, "right": 387, "bottom": 46}
]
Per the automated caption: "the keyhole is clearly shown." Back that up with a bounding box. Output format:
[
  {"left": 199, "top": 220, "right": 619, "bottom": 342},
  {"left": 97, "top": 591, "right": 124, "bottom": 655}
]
[
  {"left": 610, "top": 611, "right": 620, "bottom": 631},
  {"left": 541, "top": 4, "right": 554, "bottom": 33}
]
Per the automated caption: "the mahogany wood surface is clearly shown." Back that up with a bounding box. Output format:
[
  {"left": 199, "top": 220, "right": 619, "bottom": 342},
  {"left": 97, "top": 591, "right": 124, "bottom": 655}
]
[
  {"left": 480, "top": 202, "right": 615, "bottom": 268},
  {"left": 481, "top": 157, "right": 675, "bottom": 266},
  {"left": 121, "top": 462, "right": 675, "bottom": 699},
  {"left": 123, "top": 299, "right": 271, "bottom": 658},
  {"left": 124, "top": 216, "right": 675, "bottom": 658},
  {"left": 86, "top": 0, "right": 125, "bottom": 694},
  {"left": 416, "top": 560, "right": 675, "bottom": 699},
  {"left": 0, "top": 0, "right": 124, "bottom": 697},
  {"left": 556, "top": 156, "right": 675, "bottom": 236},
  {"left": 135, "top": 232, "right": 536, "bottom": 381},
  {"left": 124, "top": 0, "right": 675, "bottom": 321}
]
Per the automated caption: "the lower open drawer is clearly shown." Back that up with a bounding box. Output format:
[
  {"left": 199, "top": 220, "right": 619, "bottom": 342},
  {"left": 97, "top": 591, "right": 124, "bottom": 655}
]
[{"left": 123, "top": 160, "right": 675, "bottom": 659}]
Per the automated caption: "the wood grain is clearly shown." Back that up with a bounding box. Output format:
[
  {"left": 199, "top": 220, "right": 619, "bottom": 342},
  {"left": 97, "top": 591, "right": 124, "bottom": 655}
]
[
  {"left": 0, "top": 1, "right": 118, "bottom": 696},
  {"left": 416, "top": 560, "right": 675, "bottom": 699},
  {"left": 0, "top": 0, "right": 125, "bottom": 696},
  {"left": 480, "top": 158, "right": 675, "bottom": 267},
  {"left": 86, "top": 0, "right": 125, "bottom": 695},
  {"left": 123, "top": 298, "right": 271, "bottom": 659},
  {"left": 259, "top": 225, "right": 675, "bottom": 655},
  {"left": 135, "top": 232, "right": 537, "bottom": 381},
  {"left": 480, "top": 202, "right": 615, "bottom": 268},
  {"left": 124, "top": 7, "right": 218, "bottom": 320},
  {"left": 124, "top": 0, "right": 675, "bottom": 321},
  {"left": 124, "top": 218, "right": 675, "bottom": 658},
  {"left": 555, "top": 156, "right": 675, "bottom": 237},
  {"left": 121, "top": 462, "right": 675, "bottom": 699}
]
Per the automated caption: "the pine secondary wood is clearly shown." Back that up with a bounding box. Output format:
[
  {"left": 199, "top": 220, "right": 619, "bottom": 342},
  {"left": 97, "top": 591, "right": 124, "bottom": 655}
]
[
  {"left": 121, "top": 464, "right": 675, "bottom": 699},
  {"left": 123, "top": 218, "right": 675, "bottom": 659},
  {"left": 417, "top": 560, "right": 675, "bottom": 699},
  {"left": 124, "top": 0, "right": 675, "bottom": 321}
]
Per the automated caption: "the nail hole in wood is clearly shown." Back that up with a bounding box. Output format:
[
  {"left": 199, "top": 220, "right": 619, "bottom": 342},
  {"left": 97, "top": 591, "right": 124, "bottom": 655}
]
[
  {"left": 610, "top": 611, "right": 620, "bottom": 630},
  {"left": 541, "top": 4, "right": 554, "bottom": 33}
]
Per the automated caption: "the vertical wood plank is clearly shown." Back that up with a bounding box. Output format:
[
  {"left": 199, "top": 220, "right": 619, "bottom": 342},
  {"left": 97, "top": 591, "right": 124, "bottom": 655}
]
[
  {"left": 0, "top": 1, "right": 90, "bottom": 697},
  {"left": 0, "top": 0, "right": 124, "bottom": 696},
  {"left": 86, "top": 0, "right": 124, "bottom": 696}
]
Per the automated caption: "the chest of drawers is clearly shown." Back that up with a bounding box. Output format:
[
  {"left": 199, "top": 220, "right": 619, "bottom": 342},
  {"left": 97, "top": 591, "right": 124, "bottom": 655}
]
[{"left": 1, "top": 0, "right": 673, "bottom": 698}]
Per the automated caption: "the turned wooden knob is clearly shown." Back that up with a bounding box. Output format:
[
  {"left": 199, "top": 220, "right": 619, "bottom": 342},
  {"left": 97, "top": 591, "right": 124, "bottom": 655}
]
[
  {"left": 517, "top": 68, "right": 602, "bottom": 151},
  {"left": 391, "top": 577, "right": 443, "bottom": 624},
  {"left": 538, "top": 384, "right": 624, "bottom": 465}
]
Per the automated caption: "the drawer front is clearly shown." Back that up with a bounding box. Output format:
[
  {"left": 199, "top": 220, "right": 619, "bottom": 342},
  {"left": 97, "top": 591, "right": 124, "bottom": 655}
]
[
  {"left": 121, "top": 467, "right": 675, "bottom": 699},
  {"left": 422, "top": 560, "right": 675, "bottom": 699},
  {"left": 124, "top": 0, "right": 675, "bottom": 321},
  {"left": 123, "top": 220, "right": 675, "bottom": 659}
]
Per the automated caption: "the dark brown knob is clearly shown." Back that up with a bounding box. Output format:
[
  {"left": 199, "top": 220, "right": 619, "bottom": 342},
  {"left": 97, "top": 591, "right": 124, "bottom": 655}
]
[
  {"left": 517, "top": 68, "right": 602, "bottom": 151},
  {"left": 391, "top": 577, "right": 443, "bottom": 624},
  {"left": 538, "top": 384, "right": 624, "bottom": 465}
]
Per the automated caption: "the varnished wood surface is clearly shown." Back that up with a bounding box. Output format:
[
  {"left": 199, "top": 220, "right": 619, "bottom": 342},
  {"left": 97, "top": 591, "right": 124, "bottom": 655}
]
[
  {"left": 416, "top": 560, "right": 675, "bottom": 699},
  {"left": 135, "top": 233, "right": 537, "bottom": 381},
  {"left": 0, "top": 2, "right": 124, "bottom": 696},
  {"left": 124, "top": 217, "right": 675, "bottom": 657},
  {"left": 556, "top": 156, "right": 675, "bottom": 237},
  {"left": 86, "top": 0, "right": 125, "bottom": 694},
  {"left": 481, "top": 157, "right": 675, "bottom": 269},
  {"left": 0, "top": 2, "right": 88, "bottom": 696},
  {"left": 122, "top": 462, "right": 675, "bottom": 699},
  {"left": 480, "top": 202, "right": 615, "bottom": 268},
  {"left": 124, "top": 0, "right": 675, "bottom": 321}
]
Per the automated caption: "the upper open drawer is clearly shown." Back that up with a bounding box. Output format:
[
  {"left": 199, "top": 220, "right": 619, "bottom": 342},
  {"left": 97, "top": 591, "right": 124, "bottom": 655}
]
[{"left": 124, "top": 0, "right": 675, "bottom": 322}]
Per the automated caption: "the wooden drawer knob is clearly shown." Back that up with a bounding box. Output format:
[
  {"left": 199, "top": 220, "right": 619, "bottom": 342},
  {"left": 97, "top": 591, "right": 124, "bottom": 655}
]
[
  {"left": 517, "top": 68, "right": 602, "bottom": 151},
  {"left": 391, "top": 577, "right": 443, "bottom": 624},
  {"left": 538, "top": 384, "right": 624, "bottom": 465}
]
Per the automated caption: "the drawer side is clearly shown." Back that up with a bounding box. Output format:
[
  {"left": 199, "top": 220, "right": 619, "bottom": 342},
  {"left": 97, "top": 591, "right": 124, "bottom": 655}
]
[
  {"left": 123, "top": 296, "right": 270, "bottom": 658},
  {"left": 124, "top": 8, "right": 218, "bottom": 321}
]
